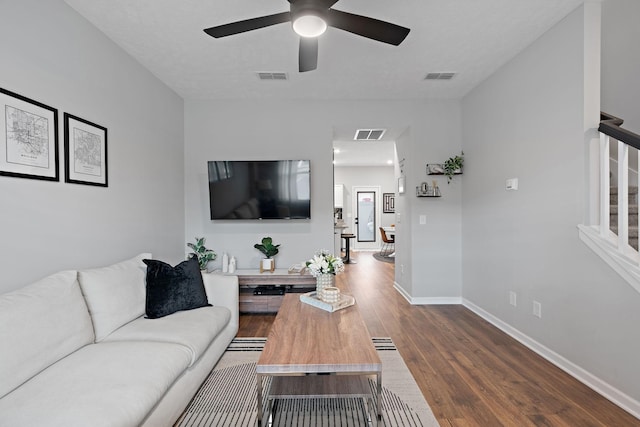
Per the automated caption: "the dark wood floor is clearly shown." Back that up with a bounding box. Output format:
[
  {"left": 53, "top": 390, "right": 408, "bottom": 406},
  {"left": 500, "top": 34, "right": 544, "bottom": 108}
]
[{"left": 238, "top": 252, "right": 640, "bottom": 426}]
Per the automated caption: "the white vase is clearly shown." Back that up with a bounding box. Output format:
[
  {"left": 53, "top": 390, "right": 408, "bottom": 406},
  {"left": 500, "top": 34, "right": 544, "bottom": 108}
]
[
  {"left": 261, "top": 258, "right": 274, "bottom": 272},
  {"left": 316, "top": 274, "right": 335, "bottom": 299}
]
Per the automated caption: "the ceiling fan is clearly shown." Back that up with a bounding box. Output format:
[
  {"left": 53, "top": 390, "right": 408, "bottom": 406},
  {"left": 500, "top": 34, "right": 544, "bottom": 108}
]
[{"left": 203, "top": 0, "right": 410, "bottom": 72}]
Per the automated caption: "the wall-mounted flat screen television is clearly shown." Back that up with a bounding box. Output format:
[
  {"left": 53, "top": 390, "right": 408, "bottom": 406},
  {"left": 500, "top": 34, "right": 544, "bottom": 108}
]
[{"left": 207, "top": 160, "right": 311, "bottom": 220}]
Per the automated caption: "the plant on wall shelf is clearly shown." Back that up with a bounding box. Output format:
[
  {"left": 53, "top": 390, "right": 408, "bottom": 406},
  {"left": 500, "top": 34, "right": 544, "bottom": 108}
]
[
  {"left": 443, "top": 151, "right": 464, "bottom": 183},
  {"left": 187, "top": 237, "right": 217, "bottom": 270}
]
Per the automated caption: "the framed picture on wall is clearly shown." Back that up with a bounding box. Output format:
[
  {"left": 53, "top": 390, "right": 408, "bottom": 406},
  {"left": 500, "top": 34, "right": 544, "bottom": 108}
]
[
  {"left": 383, "top": 193, "right": 395, "bottom": 213},
  {"left": 427, "top": 163, "right": 445, "bottom": 175},
  {"left": 0, "top": 88, "right": 59, "bottom": 181},
  {"left": 64, "top": 113, "right": 108, "bottom": 187}
]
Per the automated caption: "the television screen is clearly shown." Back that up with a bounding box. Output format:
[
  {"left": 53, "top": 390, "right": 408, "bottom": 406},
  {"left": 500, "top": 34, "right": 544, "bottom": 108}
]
[{"left": 207, "top": 160, "right": 311, "bottom": 220}]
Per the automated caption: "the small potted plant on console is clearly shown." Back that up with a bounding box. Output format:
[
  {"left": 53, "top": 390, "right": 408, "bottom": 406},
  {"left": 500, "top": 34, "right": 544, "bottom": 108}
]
[
  {"left": 254, "top": 236, "right": 280, "bottom": 273},
  {"left": 187, "top": 237, "right": 217, "bottom": 271}
]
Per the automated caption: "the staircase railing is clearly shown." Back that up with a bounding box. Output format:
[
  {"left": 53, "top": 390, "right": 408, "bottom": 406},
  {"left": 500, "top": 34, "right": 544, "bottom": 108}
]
[
  {"left": 598, "top": 112, "right": 640, "bottom": 256},
  {"left": 579, "top": 113, "right": 640, "bottom": 294}
]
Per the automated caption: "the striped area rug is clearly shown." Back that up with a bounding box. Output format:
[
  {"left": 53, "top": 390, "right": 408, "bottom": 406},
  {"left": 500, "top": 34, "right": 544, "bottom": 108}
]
[{"left": 174, "top": 338, "right": 439, "bottom": 427}]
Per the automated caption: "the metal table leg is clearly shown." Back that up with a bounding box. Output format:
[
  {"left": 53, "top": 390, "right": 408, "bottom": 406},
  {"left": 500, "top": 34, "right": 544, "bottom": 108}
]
[{"left": 257, "top": 373, "right": 263, "bottom": 426}]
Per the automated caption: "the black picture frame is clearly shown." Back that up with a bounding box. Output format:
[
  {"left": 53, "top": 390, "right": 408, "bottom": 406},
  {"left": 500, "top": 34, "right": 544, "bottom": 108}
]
[
  {"left": 426, "top": 164, "right": 444, "bottom": 175},
  {"left": 383, "top": 193, "right": 395, "bottom": 213},
  {"left": 64, "top": 113, "right": 108, "bottom": 187},
  {"left": 0, "top": 88, "right": 59, "bottom": 181}
]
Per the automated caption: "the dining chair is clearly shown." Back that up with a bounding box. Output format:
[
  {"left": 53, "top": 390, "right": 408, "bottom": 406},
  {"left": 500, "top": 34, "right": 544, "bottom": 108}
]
[{"left": 379, "top": 227, "right": 395, "bottom": 257}]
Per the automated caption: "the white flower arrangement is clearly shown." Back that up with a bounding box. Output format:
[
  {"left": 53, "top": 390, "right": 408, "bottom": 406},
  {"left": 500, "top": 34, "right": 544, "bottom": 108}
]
[{"left": 305, "top": 250, "right": 345, "bottom": 277}]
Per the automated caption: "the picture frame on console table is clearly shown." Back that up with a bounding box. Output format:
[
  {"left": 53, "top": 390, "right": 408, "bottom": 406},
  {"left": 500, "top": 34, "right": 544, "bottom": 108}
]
[
  {"left": 64, "top": 113, "right": 108, "bottom": 187},
  {"left": 0, "top": 88, "right": 59, "bottom": 181}
]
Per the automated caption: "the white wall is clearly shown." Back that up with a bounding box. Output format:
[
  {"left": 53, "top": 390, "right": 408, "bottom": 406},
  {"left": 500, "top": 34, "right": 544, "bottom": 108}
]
[
  {"left": 601, "top": 0, "right": 640, "bottom": 133},
  {"left": 0, "top": 0, "right": 185, "bottom": 292},
  {"left": 184, "top": 99, "right": 462, "bottom": 300},
  {"left": 462, "top": 3, "right": 640, "bottom": 405}
]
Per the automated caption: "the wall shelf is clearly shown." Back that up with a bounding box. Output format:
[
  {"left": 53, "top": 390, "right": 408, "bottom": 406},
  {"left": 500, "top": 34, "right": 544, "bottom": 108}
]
[{"left": 416, "top": 186, "right": 441, "bottom": 197}]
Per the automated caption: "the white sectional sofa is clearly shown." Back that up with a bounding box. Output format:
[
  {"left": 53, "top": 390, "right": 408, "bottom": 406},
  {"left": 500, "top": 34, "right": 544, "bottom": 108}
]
[{"left": 0, "top": 253, "right": 239, "bottom": 427}]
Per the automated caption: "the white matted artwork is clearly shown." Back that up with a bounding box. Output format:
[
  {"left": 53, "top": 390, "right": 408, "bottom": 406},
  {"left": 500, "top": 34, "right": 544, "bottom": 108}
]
[
  {"left": 64, "top": 113, "right": 108, "bottom": 187},
  {"left": 426, "top": 164, "right": 445, "bottom": 175},
  {"left": 0, "top": 88, "right": 59, "bottom": 181}
]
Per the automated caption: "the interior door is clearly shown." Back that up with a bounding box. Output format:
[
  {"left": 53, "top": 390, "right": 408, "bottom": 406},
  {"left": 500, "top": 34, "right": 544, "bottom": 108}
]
[{"left": 352, "top": 186, "right": 381, "bottom": 250}]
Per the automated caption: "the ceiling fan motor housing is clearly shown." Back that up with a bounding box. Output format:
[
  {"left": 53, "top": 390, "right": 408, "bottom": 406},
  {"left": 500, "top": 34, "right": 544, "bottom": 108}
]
[{"left": 291, "top": 0, "right": 328, "bottom": 36}]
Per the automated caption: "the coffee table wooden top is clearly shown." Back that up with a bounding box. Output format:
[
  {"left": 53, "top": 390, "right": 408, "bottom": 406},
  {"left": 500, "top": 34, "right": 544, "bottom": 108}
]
[{"left": 257, "top": 293, "right": 381, "bottom": 374}]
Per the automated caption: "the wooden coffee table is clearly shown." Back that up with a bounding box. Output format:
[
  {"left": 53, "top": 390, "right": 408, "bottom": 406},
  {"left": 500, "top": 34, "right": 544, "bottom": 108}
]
[{"left": 256, "top": 293, "right": 382, "bottom": 425}]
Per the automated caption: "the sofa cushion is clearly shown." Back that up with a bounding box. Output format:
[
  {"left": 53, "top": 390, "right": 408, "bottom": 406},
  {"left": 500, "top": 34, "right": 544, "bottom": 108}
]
[
  {"left": 143, "top": 257, "right": 210, "bottom": 319},
  {"left": 104, "top": 305, "right": 231, "bottom": 366},
  {"left": 78, "top": 253, "right": 150, "bottom": 341},
  {"left": 0, "top": 341, "right": 192, "bottom": 427},
  {"left": 0, "top": 270, "right": 94, "bottom": 399}
]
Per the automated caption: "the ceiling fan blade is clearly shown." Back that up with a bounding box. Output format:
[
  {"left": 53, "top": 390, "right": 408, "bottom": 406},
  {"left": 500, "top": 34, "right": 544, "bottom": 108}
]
[
  {"left": 318, "top": 0, "right": 340, "bottom": 7},
  {"left": 288, "top": 0, "right": 339, "bottom": 6},
  {"left": 299, "top": 37, "right": 318, "bottom": 72},
  {"left": 326, "top": 9, "right": 410, "bottom": 46},
  {"left": 204, "top": 12, "right": 291, "bottom": 38}
]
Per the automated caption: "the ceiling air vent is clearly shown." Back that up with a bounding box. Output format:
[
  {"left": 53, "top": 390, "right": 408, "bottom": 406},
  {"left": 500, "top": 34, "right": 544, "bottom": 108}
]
[
  {"left": 354, "top": 129, "right": 386, "bottom": 141},
  {"left": 424, "top": 72, "right": 456, "bottom": 80},
  {"left": 256, "top": 72, "right": 288, "bottom": 80}
]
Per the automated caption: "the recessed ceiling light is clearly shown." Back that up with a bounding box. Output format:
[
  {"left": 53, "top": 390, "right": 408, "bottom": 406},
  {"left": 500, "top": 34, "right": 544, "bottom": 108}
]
[
  {"left": 334, "top": 148, "right": 340, "bottom": 153},
  {"left": 387, "top": 160, "right": 393, "bottom": 165}
]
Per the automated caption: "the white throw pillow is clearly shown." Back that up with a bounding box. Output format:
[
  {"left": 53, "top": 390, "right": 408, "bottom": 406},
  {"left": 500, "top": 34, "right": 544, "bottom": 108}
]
[{"left": 78, "top": 253, "right": 151, "bottom": 341}]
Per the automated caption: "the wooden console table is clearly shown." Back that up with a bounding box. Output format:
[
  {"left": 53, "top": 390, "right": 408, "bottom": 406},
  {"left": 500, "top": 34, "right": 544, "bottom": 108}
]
[{"left": 223, "top": 269, "right": 316, "bottom": 313}]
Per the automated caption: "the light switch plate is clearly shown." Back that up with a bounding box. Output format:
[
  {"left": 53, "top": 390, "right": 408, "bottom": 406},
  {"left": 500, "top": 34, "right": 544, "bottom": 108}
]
[
  {"left": 419, "top": 214, "right": 426, "bottom": 225},
  {"left": 506, "top": 178, "right": 519, "bottom": 190}
]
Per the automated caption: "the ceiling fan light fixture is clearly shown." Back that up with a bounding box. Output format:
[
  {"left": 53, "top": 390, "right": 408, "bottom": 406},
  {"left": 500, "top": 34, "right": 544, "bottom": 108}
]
[{"left": 292, "top": 14, "right": 327, "bottom": 37}]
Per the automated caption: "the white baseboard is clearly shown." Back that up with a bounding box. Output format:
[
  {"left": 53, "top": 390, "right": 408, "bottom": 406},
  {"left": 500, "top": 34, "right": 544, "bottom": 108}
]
[
  {"left": 463, "top": 298, "right": 640, "bottom": 420},
  {"left": 393, "top": 282, "right": 461, "bottom": 305}
]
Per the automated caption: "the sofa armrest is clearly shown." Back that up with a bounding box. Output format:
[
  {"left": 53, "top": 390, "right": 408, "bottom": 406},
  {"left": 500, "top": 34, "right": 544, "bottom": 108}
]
[{"left": 201, "top": 273, "right": 239, "bottom": 330}]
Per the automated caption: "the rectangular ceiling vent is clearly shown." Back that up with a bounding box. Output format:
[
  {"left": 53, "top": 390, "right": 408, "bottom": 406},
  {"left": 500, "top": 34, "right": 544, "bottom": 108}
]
[
  {"left": 257, "top": 72, "right": 288, "bottom": 80},
  {"left": 424, "top": 72, "right": 456, "bottom": 80},
  {"left": 354, "top": 129, "right": 386, "bottom": 141}
]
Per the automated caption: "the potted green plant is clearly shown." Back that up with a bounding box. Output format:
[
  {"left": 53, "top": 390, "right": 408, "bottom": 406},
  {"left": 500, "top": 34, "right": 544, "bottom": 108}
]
[
  {"left": 254, "top": 236, "right": 280, "bottom": 272},
  {"left": 443, "top": 151, "right": 464, "bottom": 183},
  {"left": 187, "top": 237, "right": 217, "bottom": 271}
]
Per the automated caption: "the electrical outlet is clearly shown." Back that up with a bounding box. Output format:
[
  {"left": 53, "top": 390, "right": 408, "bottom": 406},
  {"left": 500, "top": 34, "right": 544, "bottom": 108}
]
[
  {"left": 509, "top": 291, "right": 517, "bottom": 307},
  {"left": 533, "top": 301, "right": 542, "bottom": 318}
]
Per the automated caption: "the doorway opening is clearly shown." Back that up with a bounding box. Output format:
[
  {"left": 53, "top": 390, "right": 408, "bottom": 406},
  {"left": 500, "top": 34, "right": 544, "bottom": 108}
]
[{"left": 332, "top": 135, "right": 397, "bottom": 255}]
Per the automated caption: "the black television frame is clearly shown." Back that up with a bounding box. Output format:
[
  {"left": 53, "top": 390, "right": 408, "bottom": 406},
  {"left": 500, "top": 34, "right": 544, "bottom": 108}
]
[{"left": 207, "top": 159, "right": 311, "bottom": 220}]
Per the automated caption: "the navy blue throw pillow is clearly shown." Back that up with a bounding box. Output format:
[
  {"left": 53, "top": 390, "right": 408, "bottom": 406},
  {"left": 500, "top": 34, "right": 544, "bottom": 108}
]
[{"left": 143, "top": 257, "right": 211, "bottom": 319}]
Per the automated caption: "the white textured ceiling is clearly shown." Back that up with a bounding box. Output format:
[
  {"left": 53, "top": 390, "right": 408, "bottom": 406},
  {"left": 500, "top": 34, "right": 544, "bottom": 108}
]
[{"left": 63, "top": 0, "right": 584, "bottom": 164}]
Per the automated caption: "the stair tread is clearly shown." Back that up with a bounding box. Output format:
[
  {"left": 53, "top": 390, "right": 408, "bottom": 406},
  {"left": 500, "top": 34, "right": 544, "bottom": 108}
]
[
  {"left": 610, "top": 226, "right": 639, "bottom": 238},
  {"left": 610, "top": 205, "right": 639, "bottom": 214},
  {"left": 610, "top": 186, "right": 639, "bottom": 195}
]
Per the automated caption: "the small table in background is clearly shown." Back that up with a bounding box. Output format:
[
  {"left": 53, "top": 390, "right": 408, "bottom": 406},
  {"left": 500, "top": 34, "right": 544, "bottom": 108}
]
[{"left": 341, "top": 233, "right": 357, "bottom": 264}]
